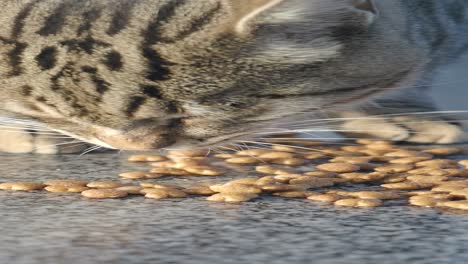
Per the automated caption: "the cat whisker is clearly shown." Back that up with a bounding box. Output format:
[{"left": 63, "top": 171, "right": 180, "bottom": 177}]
[
  {"left": 79, "top": 145, "right": 103, "bottom": 157},
  {"left": 39, "top": 140, "right": 84, "bottom": 147},
  {"left": 236, "top": 140, "right": 324, "bottom": 152},
  {"left": 0, "top": 126, "right": 63, "bottom": 133},
  {"left": 279, "top": 110, "right": 468, "bottom": 126}
]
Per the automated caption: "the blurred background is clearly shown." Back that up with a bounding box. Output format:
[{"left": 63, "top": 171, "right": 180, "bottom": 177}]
[{"left": 432, "top": 52, "right": 468, "bottom": 110}]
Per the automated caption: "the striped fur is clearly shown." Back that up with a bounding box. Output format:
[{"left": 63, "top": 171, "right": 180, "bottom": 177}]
[{"left": 0, "top": 0, "right": 467, "bottom": 152}]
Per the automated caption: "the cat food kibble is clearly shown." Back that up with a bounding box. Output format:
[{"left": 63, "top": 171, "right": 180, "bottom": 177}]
[
  {"left": 206, "top": 193, "right": 258, "bottom": 203},
  {"left": 422, "top": 147, "right": 461, "bottom": 156},
  {"left": 45, "top": 185, "right": 89, "bottom": 193},
  {"left": 143, "top": 188, "right": 187, "bottom": 199},
  {"left": 183, "top": 185, "right": 216, "bottom": 195},
  {"left": 375, "top": 164, "right": 414, "bottom": 173},
  {"left": 307, "top": 194, "right": 343, "bottom": 202},
  {"left": 381, "top": 181, "right": 435, "bottom": 190},
  {"left": 81, "top": 189, "right": 128, "bottom": 199},
  {"left": 335, "top": 198, "right": 383, "bottom": 208},
  {"left": 210, "top": 182, "right": 262, "bottom": 194},
  {"left": 87, "top": 181, "right": 124, "bottom": 189},
  {"left": 316, "top": 163, "right": 360, "bottom": 173},
  {"left": 115, "top": 186, "right": 144, "bottom": 194},
  {"left": 128, "top": 155, "right": 167, "bottom": 162},
  {"left": 44, "top": 179, "right": 88, "bottom": 187},
  {"left": 439, "top": 200, "right": 468, "bottom": 210},
  {"left": 3, "top": 138, "right": 468, "bottom": 212},
  {"left": 225, "top": 157, "right": 260, "bottom": 164},
  {"left": 0, "top": 182, "right": 45, "bottom": 191},
  {"left": 184, "top": 166, "right": 224, "bottom": 176}
]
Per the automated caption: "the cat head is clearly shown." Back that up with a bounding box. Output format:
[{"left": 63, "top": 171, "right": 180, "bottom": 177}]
[{"left": 3, "top": 0, "right": 426, "bottom": 150}]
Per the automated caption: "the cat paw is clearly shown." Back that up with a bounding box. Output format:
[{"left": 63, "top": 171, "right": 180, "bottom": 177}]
[
  {"left": 0, "top": 130, "right": 90, "bottom": 154},
  {"left": 338, "top": 113, "right": 468, "bottom": 144}
]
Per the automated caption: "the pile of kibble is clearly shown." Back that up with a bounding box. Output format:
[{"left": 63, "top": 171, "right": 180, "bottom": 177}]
[{"left": 2, "top": 139, "right": 468, "bottom": 211}]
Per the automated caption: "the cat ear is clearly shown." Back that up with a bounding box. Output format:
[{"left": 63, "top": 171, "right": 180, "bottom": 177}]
[
  {"left": 225, "top": 0, "right": 285, "bottom": 33},
  {"left": 350, "top": 0, "right": 379, "bottom": 24}
]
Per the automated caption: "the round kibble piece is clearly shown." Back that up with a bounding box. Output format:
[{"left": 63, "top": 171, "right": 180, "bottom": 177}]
[
  {"left": 374, "top": 164, "right": 414, "bottom": 173},
  {"left": 270, "top": 158, "right": 306, "bottom": 166},
  {"left": 81, "top": 189, "right": 128, "bottom": 199},
  {"left": 330, "top": 156, "right": 373, "bottom": 164},
  {"left": 144, "top": 188, "right": 187, "bottom": 199},
  {"left": 255, "top": 165, "right": 295, "bottom": 175},
  {"left": 356, "top": 199, "right": 383, "bottom": 208},
  {"left": 459, "top": 160, "right": 468, "bottom": 168},
  {"left": 389, "top": 157, "right": 432, "bottom": 164},
  {"left": 45, "top": 185, "right": 89, "bottom": 193},
  {"left": 256, "top": 176, "right": 276, "bottom": 186},
  {"left": 229, "top": 178, "right": 260, "bottom": 185},
  {"left": 381, "top": 181, "right": 434, "bottom": 190},
  {"left": 140, "top": 183, "right": 182, "bottom": 190},
  {"left": 184, "top": 166, "right": 223, "bottom": 176},
  {"left": 258, "top": 152, "right": 295, "bottom": 160},
  {"left": 210, "top": 183, "right": 262, "bottom": 194},
  {"left": 44, "top": 180, "right": 88, "bottom": 187},
  {"left": 308, "top": 194, "right": 343, "bottom": 202},
  {"left": 87, "top": 181, "right": 124, "bottom": 189},
  {"left": 128, "top": 155, "right": 166, "bottom": 162},
  {"left": 183, "top": 185, "right": 216, "bottom": 195},
  {"left": 316, "top": 163, "right": 360, "bottom": 173},
  {"left": 115, "top": 186, "right": 143, "bottom": 195},
  {"left": 334, "top": 198, "right": 360, "bottom": 207},
  {"left": 422, "top": 147, "right": 461, "bottom": 156},
  {"left": 415, "top": 159, "right": 457, "bottom": 168},
  {"left": 206, "top": 193, "right": 258, "bottom": 203},
  {"left": 236, "top": 149, "right": 271, "bottom": 156},
  {"left": 350, "top": 191, "right": 402, "bottom": 200},
  {"left": 289, "top": 176, "right": 335, "bottom": 188},
  {"left": 439, "top": 200, "right": 468, "bottom": 210},
  {"left": 301, "top": 153, "right": 326, "bottom": 160},
  {"left": 0, "top": 182, "right": 45, "bottom": 191},
  {"left": 406, "top": 175, "right": 448, "bottom": 183}
]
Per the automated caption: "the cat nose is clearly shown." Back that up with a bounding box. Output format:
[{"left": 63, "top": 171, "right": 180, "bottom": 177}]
[
  {"left": 96, "top": 131, "right": 176, "bottom": 151},
  {"left": 94, "top": 119, "right": 181, "bottom": 150}
]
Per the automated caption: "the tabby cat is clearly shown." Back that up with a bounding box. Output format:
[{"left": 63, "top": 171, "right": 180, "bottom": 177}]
[{"left": 0, "top": 0, "right": 467, "bottom": 154}]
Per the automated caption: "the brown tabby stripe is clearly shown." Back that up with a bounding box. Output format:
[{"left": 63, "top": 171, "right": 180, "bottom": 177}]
[
  {"left": 37, "top": 1, "right": 72, "bottom": 36},
  {"left": 161, "top": 2, "right": 222, "bottom": 43},
  {"left": 140, "top": 0, "right": 188, "bottom": 82},
  {"left": 140, "top": 85, "right": 163, "bottom": 99},
  {"left": 77, "top": 8, "right": 102, "bottom": 35},
  {"left": 11, "top": 0, "right": 44, "bottom": 38},
  {"left": 59, "top": 37, "right": 111, "bottom": 54},
  {"left": 106, "top": 0, "right": 140, "bottom": 36},
  {"left": 80, "top": 66, "right": 110, "bottom": 96},
  {"left": 8, "top": 43, "right": 28, "bottom": 76},
  {"left": 125, "top": 96, "right": 147, "bottom": 117},
  {"left": 50, "top": 63, "right": 73, "bottom": 91},
  {"left": 7, "top": 0, "right": 45, "bottom": 76}
]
